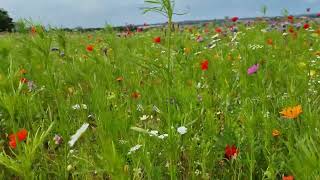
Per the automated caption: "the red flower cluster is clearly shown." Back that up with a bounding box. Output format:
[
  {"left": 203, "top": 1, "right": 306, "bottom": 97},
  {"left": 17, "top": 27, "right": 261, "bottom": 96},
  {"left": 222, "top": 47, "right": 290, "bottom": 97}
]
[
  {"left": 288, "top": 27, "right": 295, "bottom": 33},
  {"left": 215, "top": 27, "right": 222, "bottom": 33},
  {"left": 303, "top": 23, "right": 310, "bottom": 30},
  {"left": 8, "top": 129, "right": 28, "bottom": 149},
  {"left": 201, "top": 60, "right": 209, "bottom": 71},
  {"left": 153, "top": 36, "right": 161, "bottom": 43},
  {"left": 288, "top": 15, "right": 294, "bottom": 23},
  {"left": 20, "top": 77, "right": 28, "bottom": 84},
  {"left": 225, "top": 144, "right": 238, "bottom": 160},
  {"left": 231, "top": 17, "right": 239, "bottom": 22}
]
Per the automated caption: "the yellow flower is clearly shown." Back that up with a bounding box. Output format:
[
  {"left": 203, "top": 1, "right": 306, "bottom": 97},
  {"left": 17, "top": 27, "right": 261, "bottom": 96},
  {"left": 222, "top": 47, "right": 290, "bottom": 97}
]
[
  {"left": 279, "top": 105, "right": 303, "bottom": 119},
  {"left": 272, "top": 129, "right": 280, "bottom": 137}
]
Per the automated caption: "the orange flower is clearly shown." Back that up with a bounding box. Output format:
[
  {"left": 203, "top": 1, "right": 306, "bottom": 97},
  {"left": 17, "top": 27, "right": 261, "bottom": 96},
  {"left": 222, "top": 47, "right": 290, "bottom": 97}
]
[
  {"left": 279, "top": 105, "right": 302, "bottom": 119},
  {"left": 131, "top": 92, "right": 141, "bottom": 99},
  {"left": 272, "top": 129, "right": 280, "bottom": 137},
  {"left": 283, "top": 175, "right": 294, "bottom": 180},
  {"left": 31, "top": 26, "right": 36, "bottom": 34},
  {"left": 267, "top": 38, "right": 273, "bottom": 45},
  {"left": 19, "top": 69, "right": 27, "bottom": 75}
]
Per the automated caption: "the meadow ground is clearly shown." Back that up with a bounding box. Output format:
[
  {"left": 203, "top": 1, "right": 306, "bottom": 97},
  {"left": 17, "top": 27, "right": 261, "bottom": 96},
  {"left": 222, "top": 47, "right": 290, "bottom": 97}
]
[{"left": 0, "top": 18, "right": 320, "bottom": 179}]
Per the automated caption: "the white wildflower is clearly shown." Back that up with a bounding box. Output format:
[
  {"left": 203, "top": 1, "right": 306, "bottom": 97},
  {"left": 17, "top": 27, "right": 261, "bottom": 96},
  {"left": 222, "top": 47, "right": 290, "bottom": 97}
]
[
  {"left": 137, "top": 104, "right": 144, "bottom": 112},
  {"left": 72, "top": 104, "right": 81, "bottom": 110},
  {"left": 81, "top": 104, "right": 87, "bottom": 110},
  {"left": 149, "top": 130, "right": 159, "bottom": 137},
  {"left": 140, "top": 115, "right": 149, "bottom": 121},
  {"left": 152, "top": 105, "right": 161, "bottom": 113},
  {"left": 158, "top": 134, "right": 169, "bottom": 139},
  {"left": 177, "top": 126, "right": 188, "bottom": 135},
  {"left": 128, "top": 144, "right": 142, "bottom": 155}
]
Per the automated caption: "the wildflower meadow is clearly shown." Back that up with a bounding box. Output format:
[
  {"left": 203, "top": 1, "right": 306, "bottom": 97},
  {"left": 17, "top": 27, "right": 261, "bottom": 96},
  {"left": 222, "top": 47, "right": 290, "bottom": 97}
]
[{"left": 0, "top": 1, "right": 320, "bottom": 179}]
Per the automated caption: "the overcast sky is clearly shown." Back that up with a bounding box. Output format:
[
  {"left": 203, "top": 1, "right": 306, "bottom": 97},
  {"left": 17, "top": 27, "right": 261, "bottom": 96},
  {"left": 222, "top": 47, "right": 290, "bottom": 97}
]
[{"left": 1, "top": 0, "right": 320, "bottom": 28}]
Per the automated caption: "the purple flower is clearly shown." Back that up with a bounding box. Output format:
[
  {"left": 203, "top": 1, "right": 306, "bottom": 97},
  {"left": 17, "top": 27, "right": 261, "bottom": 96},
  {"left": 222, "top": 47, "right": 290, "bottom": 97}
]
[
  {"left": 247, "top": 64, "right": 259, "bottom": 75},
  {"left": 53, "top": 134, "right": 63, "bottom": 145}
]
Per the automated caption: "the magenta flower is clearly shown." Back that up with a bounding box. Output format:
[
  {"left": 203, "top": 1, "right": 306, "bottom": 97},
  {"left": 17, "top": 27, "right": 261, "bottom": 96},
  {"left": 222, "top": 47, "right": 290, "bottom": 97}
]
[{"left": 247, "top": 64, "right": 259, "bottom": 75}]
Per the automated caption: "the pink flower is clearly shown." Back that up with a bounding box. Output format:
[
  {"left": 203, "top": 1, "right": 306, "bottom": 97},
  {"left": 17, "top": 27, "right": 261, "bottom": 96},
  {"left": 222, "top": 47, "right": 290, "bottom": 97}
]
[
  {"left": 196, "top": 35, "right": 204, "bottom": 42},
  {"left": 247, "top": 64, "right": 259, "bottom": 75}
]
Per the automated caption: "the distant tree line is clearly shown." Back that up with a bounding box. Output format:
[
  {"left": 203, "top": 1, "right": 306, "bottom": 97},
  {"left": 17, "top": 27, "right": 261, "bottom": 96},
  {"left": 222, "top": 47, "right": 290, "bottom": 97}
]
[{"left": 0, "top": 8, "right": 14, "bottom": 32}]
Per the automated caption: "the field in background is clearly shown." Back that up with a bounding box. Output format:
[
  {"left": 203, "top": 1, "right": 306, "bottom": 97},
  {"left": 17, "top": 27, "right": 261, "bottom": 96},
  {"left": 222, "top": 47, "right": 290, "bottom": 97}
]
[{"left": 0, "top": 18, "right": 320, "bottom": 179}]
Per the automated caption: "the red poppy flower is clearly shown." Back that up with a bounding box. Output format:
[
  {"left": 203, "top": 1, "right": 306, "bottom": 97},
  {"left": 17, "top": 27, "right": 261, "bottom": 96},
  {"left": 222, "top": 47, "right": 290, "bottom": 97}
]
[
  {"left": 283, "top": 175, "right": 294, "bottom": 180},
  {"left": 267, "top": 38, "right": 273, "bottom": 45},
  {"left": 153, "top": 36, "right": 161, "bottom": 43},
  {"left": 231, "top": 17, "right": 239, "bottom": 22},
  {"left": 8, "top": 129, "right": 28, "bottom": 149},
  {"left": 201, "top": 60, "right": 209, "bottom": 71},
  {"left": 86, "top": 45, "right": 94, "bottom": 52},
  {"left": 9, "top": 140, "right": 17, "bottom": 149},
  {"left": 225, "top": 144, "right": 238, "bottom": 160},
  {"left": 288, "top": 27, "right": 295, "bottom": 33},
  {"left": 215, "top": 27, "right": 222, "bottom": 33},
  {"left": 20, "top": 77, "right": 28, "bottom": 84},
  {"left": 303, "top": 23, "right": 310, "bottom": 30},
  {"left": 17, "top": 129, "right": 28, "bottom": 141},
  {"left": 288, "top": 15, "right": 294, "bottom": 23}
]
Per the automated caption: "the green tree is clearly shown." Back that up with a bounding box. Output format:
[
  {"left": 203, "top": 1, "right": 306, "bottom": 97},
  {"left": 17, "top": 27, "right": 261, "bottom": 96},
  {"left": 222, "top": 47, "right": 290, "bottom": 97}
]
[{"left": 0, "top": 8, "right": 14, "bottom": 32}]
